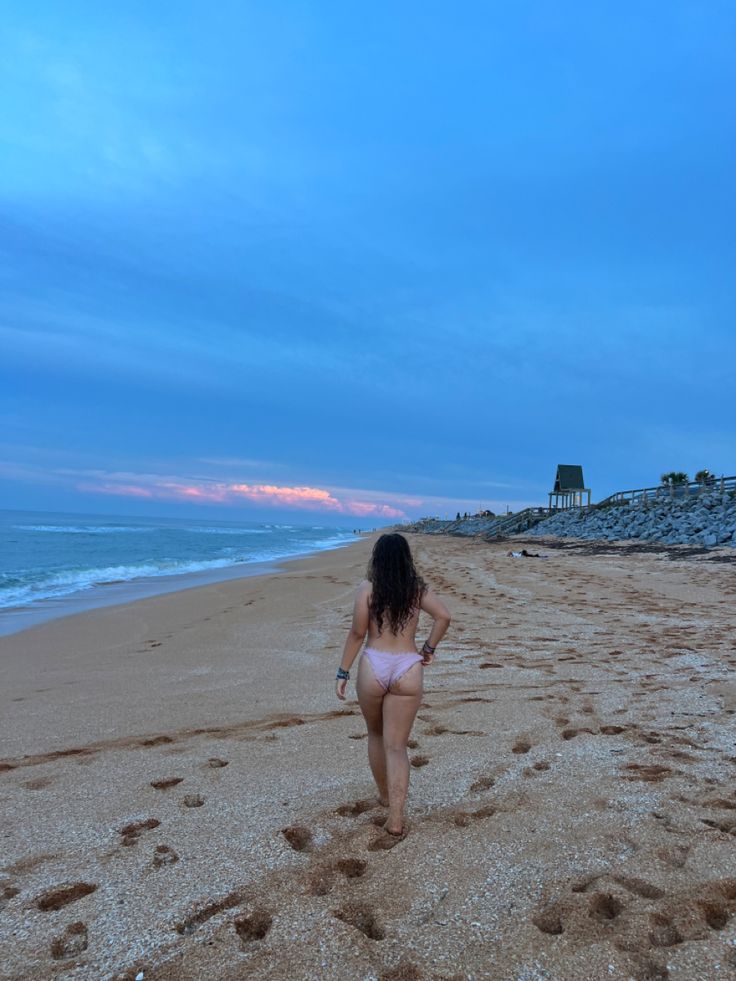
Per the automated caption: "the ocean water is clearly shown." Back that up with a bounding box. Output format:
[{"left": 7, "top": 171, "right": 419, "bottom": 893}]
[{"left": 0, "top": 510, "right": 359, "bottom": 636}]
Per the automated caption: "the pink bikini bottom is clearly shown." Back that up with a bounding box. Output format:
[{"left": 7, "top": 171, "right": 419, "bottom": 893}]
[{"left": 361, "top": 647, "right": 423, "bottom": 692}]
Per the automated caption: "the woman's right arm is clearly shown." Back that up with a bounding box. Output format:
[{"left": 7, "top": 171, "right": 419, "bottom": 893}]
[
  {"left": 335, "top": 581, "right": 371, "bottom": 700},
  {"left": 419, "top": 588, "right": 451, "bottom": 663}
]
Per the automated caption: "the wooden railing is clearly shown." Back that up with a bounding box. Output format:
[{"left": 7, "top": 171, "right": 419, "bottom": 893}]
[
  {"left": 593, "top": 474, "right": 736, "bottom": 510},
  {"left": 487, "top": 506, "right": 553, "bottom": 536}
]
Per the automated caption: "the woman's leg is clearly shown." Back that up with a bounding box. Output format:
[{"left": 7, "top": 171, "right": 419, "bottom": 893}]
[
  {"left": 382, "top": 663, "right": 423, "bottom": 834},
  {"left": 356, "top": 656, "right": 389, "bottom": 805}
]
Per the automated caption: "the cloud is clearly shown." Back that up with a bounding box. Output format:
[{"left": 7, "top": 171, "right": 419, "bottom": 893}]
[
  {"left": 0, "top": 453, "right": 539, "bottom": 519},
  {"left": 78, "top": 481, "right": 155, "bottom": 498},
  {"left": 77, "top": 475, "right": 407, "bottom": 518}
]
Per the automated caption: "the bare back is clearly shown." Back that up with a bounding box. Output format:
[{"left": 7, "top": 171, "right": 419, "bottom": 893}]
[{"left": 353, "top": 579, "right": 447, "bottom": 653}]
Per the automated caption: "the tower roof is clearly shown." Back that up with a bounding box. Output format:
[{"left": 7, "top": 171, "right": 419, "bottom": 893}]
[{"left": 553, "top": 465, "right": 586, "bottom": 491}]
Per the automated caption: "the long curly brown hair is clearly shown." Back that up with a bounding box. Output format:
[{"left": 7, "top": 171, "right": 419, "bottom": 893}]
[{"left": 367, "top": 533, "right": 425, "bottom": 633}]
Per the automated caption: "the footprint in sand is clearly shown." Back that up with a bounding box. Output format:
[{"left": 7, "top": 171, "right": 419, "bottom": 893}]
[
  {"left": 701, "top": 815, "right": 736, "bottom": 834},
  {"left": 588, "top": 892, "right": 625, "bottom": 922},
  {"left": 176, "top": 888, "right": 248, "bottom": 935},
  {"left": 532, "top": 889, "right": 625, "bottom": 937},
  {"left": 4, "top": 853, "right": 59, "bottom": 877},
  {"left": 512, "top": 739, "right": 532, "bottom": 754},
  {"left": 1, "top": 884, "right": 20, "bottom": 909},
  {"left": 424, "top": 724, "right": 449, "bottom": 736},
  {"left": 367, "top": 829, "right": 408, "bottom": 852},
  {"left": 532, "top": 874, "right": 736, "bottom": 976},
  {"left": 410, "top": 754, "right": 430, "bottom": 768},
  {"left": 308, "top": 870, "right": 334, "bottom": 896},
  {"left": 152, "top": 844, "right": 179, "bottom": 869},
  {"left": 333, "top": 902, "right": 385, "bottom": 939},
  {"left": 469, "top": 775, "right": 495, "bottom": 792},
  {"left": 35, "top": 882, "right": 97, "bottom": 911},
  {"left": 182, "top": 794, "right": 205, "bottom": 808},
  {"left": 150, "top": 777, "right": 183, "bottom": 790},
  {"left": 336, "top": 799, "right": 382, "bottom": 817},
  {"left": 451, "top": 806, "right": 495, "bottom": 828},
  {"left": 611, "top": 875, "right": 664, "bottom": 900},
  {"left": 207, "top": 758, "right": 229, "bottom": 768},
  {"left": 234, "top": 908, "right": 272, "bottom": 943},
  {"left": 335, "top": 858, "right": 367, "bottom": 878},
  {"left": 282, "top": 826, "right": 313, "bottom": 852},
  {"left": 368, "top": 814, "right": 391, "bottom": 828},
  {"left": 50, "top": 921, "right": 88, "bottom": 960},
  {"left": 693, "top": 793, "right": 736, "bottom": 812},
  {"left": 560, "top": 727, "right": 595, "bottom": 740},
  {"left": 22, "top": 776, "right": 55, "bottom": 790},
  {"left": 120, "top": 818, "right": 160, "bottom": 846},
  {"left": 531, "top": 907, "right": 564, "bottom": 935},
  {"left": 623, "top": 763, "right": 674, "bottom": 783},
  {"left": 570, "top": 874, "right": 601, "bottom": 893},
  {"left": 648, "top": 912, "right": 684, "bottom": 948}
]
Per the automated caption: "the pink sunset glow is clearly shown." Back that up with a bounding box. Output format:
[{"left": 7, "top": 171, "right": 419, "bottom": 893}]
[
  {"left": 79, "top": 477, "right": 409, "bottom": 519},
  {"left": 231, "top": 483, "right": 340, "bottom": 507}
]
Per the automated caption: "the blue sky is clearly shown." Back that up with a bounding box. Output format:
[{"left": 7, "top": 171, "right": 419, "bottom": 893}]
[{"left": 2, "top": 1, "right": 734, "bottom": 523}]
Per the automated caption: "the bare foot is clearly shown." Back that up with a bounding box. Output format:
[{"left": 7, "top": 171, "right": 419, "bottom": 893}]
[
  {"left": 384, "top": 818, "right": 407, "bottom": 836},
  {"left": 367, "top": 822, "right": 410, "bottom": 850}
]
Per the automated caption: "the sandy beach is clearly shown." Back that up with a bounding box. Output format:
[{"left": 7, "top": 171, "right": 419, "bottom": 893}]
[{"left": 1, "top": 533, "right": 735, "bottom": 980}]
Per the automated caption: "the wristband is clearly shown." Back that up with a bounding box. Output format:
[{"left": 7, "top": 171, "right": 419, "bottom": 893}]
[
  {"left": 422, "top": 642, "right": 436, "bottom": 654},
  {"left": 336, "top": 667, "right": 350, "bottom": 680}
]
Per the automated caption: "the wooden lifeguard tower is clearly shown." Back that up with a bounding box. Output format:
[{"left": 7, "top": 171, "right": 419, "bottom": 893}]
[{"left": 548, "top": 464, "right": 591, "bottom": 510}]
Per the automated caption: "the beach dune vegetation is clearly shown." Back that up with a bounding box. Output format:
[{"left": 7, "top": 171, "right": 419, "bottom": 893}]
[{"left": 660, "top": 471, "right": 689, "bottom": 486}]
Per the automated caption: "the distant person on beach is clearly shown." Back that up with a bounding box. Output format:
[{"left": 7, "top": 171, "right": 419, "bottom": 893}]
[
  {"left": 335, "top": 533, "right": 451, "bottom": 838},
  {"left": 507, "top": 548, "right": 543, "bottom": 558}
]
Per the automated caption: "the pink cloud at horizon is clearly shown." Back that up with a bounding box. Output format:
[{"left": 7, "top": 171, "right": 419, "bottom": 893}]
[{"left": 78, "top": 477, "right": 408, "bottom": 519}]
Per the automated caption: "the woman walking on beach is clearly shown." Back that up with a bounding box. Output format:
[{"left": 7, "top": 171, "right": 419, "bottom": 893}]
[{"left": 335, "top": 533, "right": 451, "bottom": 837}]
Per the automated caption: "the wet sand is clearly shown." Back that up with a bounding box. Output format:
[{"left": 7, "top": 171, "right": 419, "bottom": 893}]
[{"left": 1, "top": 533, "right": 735, "bottom": 980}]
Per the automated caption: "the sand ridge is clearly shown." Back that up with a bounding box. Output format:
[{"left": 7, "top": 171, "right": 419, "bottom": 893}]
[{"left": 1, "top": 533, "right": 735, "bottom": 979}]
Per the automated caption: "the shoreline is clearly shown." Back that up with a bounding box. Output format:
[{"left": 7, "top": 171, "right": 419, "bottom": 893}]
[
  {"left": 1, "top": 533, "right": 734, "bottom": 979},
  {"left": 0, "top": 534, "right": 364, "bottom": 639},
  {"left": 0, "top": 533, "right": 380, "bottom": 758}
]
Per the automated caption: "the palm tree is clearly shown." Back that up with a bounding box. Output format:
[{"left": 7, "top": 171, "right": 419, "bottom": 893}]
[{"left": 660, "top": 471, "right": 689, "bottom": 486}]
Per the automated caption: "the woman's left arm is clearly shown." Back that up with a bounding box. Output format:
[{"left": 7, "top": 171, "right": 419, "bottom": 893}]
[{"left": 335, "top": 581, "right": 370, "bottom": 701}]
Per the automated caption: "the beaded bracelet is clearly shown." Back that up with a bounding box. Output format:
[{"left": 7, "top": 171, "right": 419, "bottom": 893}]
[
  {"left": 422, "top": 641, "right": 436, "bottom": 654},
  {"left": 336, "top": 667, "right": 350, "bottom": 680}
]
